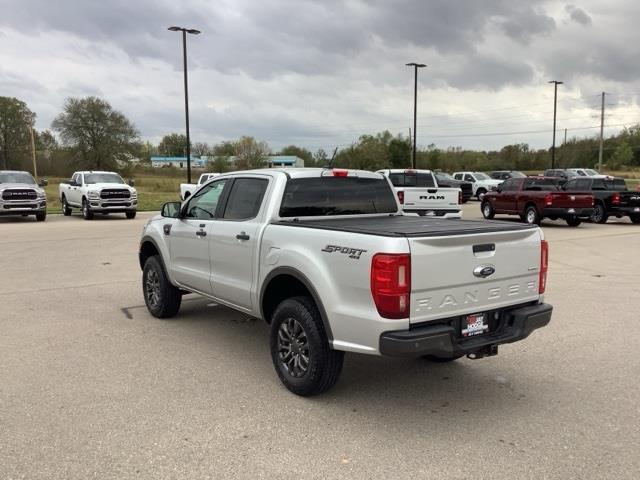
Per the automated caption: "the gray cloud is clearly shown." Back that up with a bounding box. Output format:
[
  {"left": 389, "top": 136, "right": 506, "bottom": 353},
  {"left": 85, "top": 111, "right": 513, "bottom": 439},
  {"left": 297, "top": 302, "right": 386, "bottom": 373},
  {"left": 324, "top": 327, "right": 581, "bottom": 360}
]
[{"left": 566, "top": 5, "right": 593, "bottom": 26}]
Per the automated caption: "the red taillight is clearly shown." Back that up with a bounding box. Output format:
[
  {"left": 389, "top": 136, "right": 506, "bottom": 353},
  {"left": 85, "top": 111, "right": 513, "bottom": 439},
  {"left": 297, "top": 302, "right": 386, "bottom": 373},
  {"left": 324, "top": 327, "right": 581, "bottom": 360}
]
[
  {"left": 544, "top": 193, "right": 553, "bottom": 207},
  {"left": 539, "top": 240, "right": 549, "bottom": 294},
  {"left": 371, "top": 253, "right": 411, "bottom": 319},
  {"left": 612, "top": 192, "right": 620, "bottom": 205},
  {"left": 397, "top": 191, "right": 404, "bottom": 205},
  {"left": 332, "top": 169, "right": 348, "bottom": 177}
]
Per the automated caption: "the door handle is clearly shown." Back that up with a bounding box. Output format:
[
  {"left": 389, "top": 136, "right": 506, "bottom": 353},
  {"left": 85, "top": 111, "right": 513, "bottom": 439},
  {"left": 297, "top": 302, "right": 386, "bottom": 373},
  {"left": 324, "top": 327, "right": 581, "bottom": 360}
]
[
  {"left": 427, "top": 189, "right": 438, "bottom": 193},
  {"left": 236, "top": 232, "right": 250, "bottom": 241},
  {"left": 196, "top": 230, "right": 207, "bottom": 237}
]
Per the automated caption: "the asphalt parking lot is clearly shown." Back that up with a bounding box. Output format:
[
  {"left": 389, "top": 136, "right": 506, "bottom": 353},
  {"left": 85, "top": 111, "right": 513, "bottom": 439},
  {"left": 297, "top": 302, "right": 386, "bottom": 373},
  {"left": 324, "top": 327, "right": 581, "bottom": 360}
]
[{"left": 1, "top": 204, "right": 639, "bottom": 479}]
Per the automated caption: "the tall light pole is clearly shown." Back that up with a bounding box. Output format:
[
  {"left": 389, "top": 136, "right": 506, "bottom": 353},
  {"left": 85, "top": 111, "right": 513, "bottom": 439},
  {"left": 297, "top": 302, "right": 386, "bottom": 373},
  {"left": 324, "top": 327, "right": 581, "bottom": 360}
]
[
  {"left": 406, "top": 63, "right": 426, "bottom": 169},
  {"left": 549, "top": 80, "right": 563, "bottom": 169},
  {"left": 168, "top": 26, "right": 201, "bottom": 184}
]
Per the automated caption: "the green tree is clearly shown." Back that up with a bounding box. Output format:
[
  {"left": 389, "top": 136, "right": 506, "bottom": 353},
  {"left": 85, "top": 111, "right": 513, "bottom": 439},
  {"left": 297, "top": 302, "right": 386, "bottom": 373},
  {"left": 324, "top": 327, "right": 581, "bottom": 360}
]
[
  {"left": 0, "top": 96, "right": 36, "bottom": 169},
  {"left": 192, "top": 141, "right": 211, "bottom": 157},
  {"left": 213, "top": 140, "right": 236, "bottom": 156},
  {"left": 388, "top": 136, "right": 410, "bottom": 168},
  {"left": 608, "top": 141, "right": 633, "bottom": 170},
  {"left": 313, "top": 148, "right": 329, "bottom": 167},
  {"left": 234, "top": 136, "right": 270, "bottom": 170},
  {"left": 158, "top": 133, "right": 187, "bottom": 157},
  {"left": 208, "top": 157, "right": 231, "bottom": 173},
  {"left": 52, "top": 97, "right": 140, "bottom": 170}
]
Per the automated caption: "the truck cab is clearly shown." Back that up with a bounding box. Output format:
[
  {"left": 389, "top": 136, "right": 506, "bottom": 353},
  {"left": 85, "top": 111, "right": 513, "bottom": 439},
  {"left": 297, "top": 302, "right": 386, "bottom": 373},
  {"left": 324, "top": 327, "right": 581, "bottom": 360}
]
[{"left": 453, "top": 171, "right": 503, "bottom": 200}]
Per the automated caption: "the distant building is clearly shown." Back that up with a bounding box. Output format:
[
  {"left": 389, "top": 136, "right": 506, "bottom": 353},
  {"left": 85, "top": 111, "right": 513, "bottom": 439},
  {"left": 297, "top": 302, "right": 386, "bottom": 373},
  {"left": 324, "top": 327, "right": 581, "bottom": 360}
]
[
  {"left": 150, "top": 156, "right": 206, "bottom": 168},
  {"left": 200, "top": 155, "right": 305, "bottom": 169}
]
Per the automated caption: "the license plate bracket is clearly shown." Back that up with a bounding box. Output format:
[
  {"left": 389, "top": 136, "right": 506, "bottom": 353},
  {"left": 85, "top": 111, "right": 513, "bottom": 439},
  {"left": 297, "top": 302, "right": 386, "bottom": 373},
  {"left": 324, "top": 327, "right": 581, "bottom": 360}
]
[{"left": 462, "top": 312, "right": 489, "bottom": 337}]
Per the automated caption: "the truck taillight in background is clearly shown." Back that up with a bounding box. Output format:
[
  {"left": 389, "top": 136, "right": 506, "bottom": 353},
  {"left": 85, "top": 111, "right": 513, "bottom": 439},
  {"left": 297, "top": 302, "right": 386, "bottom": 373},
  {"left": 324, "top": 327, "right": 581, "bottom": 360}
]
[
  {"left": 458, "top": 190, "right": 462, "bottom": 205},
  {"left": 397, "top": 191, "right": 404, "bottom": 205},
  {"left": 544, "top": 193, "right": 553, "bottom": 207},
  {"left": 371, "top": 253, "right": 411, "bottom": 319},
  {"left": 539, "top": 240, "right": 549, "bottom": 294},
  {"left": 612, "top": 192, "right": 621, "bottom": 205}
]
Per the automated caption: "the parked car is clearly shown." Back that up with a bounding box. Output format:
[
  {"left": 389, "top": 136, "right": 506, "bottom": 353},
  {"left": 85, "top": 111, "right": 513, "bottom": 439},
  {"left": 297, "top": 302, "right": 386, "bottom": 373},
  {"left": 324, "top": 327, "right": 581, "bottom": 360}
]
[
  {"left": 378, "top": 169, "right": 462, "bottom": 218},
  {"left": 59, "top": 171, "right": 138, "bottom": 220},
  {"left": 489, "top": 171, "right": 526, "bottom": 180},
  {"left": 563, "top": 177, "right": 640, "bottom": 224},
  {"left": 180, "top": 173, "right": 221, "bottom": 200},
  {"left": 0, "top": 170, "right": 47, "bottom": 221},
  {"left": 434, "top": 172, "right": 473, "bottom": 203},
  {"left": 139, "top": 168, "right": 552, "bottom": 396},
  {"left": 481, "top": 176, "right": 594, "bottom": 226},
  {"left": 543, "top": 169, "right": 580, "bottom": 184},
  {"left": 452, "top": 171, "right": 503, "bottom": 200},
  {"left": 566, "top": 168, "right": 610, "bottom": 179}
]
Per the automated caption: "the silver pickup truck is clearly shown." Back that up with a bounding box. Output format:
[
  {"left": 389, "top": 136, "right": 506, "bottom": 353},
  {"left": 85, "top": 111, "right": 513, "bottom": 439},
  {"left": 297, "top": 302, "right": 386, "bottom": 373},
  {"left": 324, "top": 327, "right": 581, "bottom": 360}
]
[
  {"left": 139, "top": 168, "right": 552, "bottom": 396},
  {"left": 0, "top": 170, "right": 48, "bottom": 221}
]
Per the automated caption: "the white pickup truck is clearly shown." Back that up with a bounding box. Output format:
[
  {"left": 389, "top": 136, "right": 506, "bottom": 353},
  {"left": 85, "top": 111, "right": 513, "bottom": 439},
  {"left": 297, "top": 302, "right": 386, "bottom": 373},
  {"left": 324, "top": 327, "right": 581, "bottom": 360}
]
[
  {"left": 59, "top": 171, "right": 138, "bottom": 220},
  {"left": 377, "top": 169, "right": 462, "bottom": 218},
  {"left": 453, "top": 171, "right": 503, "bottom": 200},
  {"left": 180, "top": 173, "right": 220, "bottom": 200},
  {"left": 139, "top": 168, "right": 552, "bottom": 396}
]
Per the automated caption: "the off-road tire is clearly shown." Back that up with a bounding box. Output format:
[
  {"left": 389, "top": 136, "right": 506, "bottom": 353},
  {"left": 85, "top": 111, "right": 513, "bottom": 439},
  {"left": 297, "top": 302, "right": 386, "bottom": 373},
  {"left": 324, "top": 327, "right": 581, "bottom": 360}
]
[
  {"left": 270, "top": 296, "right": 344, "bottom": 396},
  {"left": 591, "top": 203, "right": 608, "bottom": 224},
  {"left": 82, "top": 199, "right": 94, "bottom": 220},
  {"left": 481, "top": 201, "right": 495, "bottom": 219},
  {"left": 126, "top": 211, "right": 137, "bottom": 219},
  {"left": 142, "top": 255, "right": 182, "bottom": 318},
  {"left": 35, "top": 211, "right": 47, "bottom": 222}
]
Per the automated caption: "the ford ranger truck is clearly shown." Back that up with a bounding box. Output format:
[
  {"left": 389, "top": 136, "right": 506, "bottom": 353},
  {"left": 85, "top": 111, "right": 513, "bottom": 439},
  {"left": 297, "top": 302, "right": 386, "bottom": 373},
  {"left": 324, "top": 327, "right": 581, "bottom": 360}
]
[
  {"left": 563, "top": 177, "right": 640, "bottom": 224},
  {"left": 378, "top": 169, "right": 462, "bottom": 218},
  {"left": 59, "top": 171, "right": 138, "bottom": 220},
  {"left": 481, "top": 176, "right": 594, "bottom": 226},
  {"left": 0, "top": 170, "right": 47, "bottom": 221},
  {"left": 139, "top": 168, "right": 552, "bottom": 396}
]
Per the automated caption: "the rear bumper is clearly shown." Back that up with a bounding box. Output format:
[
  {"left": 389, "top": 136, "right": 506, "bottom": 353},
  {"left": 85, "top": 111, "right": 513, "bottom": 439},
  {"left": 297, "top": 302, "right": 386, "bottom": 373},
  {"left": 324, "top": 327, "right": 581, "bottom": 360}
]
[
  {"left": 543, "top": 207, "right": 593, "bottom": 219},
  {"left": 379, "top": 303, "right": 552, "bottom": 357},
  {"left": 403, "top": 208, "right": 462, "bottom": 219},
  {"left": 616, "top": 206, "right": 640, "bottom": 216}
]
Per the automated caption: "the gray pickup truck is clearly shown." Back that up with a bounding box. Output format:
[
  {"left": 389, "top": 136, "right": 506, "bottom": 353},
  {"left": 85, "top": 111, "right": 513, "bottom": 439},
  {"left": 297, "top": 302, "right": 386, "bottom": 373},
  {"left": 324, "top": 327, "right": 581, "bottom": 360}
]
[
  {"left": 0, "top": 170, "right": 47, "bottom": 221},
  {"left": 139, "top": 168, "right": 552, "bottom": 396}
]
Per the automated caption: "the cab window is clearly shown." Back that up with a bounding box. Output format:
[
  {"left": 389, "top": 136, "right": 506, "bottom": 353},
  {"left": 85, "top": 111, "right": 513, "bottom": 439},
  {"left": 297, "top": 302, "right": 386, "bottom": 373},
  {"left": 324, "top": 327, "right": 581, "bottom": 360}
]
[
  {"left": 464, "top": 174, "right": 474, "bottom": 182},
  {"left": 501, "top": 179, "right": 519, "bottom": 191},
  {"left": 222, "top": 178, "right": 269, "bottom": 220},
  {"left": 185, "top": 179, "right": 228, "bottom": 219}
]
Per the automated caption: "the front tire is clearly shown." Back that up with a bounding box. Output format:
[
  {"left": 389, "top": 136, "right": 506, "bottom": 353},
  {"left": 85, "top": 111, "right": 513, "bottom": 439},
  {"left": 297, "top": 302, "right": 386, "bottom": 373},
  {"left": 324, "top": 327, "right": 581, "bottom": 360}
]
[
  {"left": 270, "top": 297, "right": 344, "bottom": 396},
  {"left": 82, "top": 199, "right": 94, "bottom": 220},
  {"left": 524, "top": 205, "right": 541, "bottom": 225},
  {"left": 142, "top": 256, "right": 182, "bottom": 318},
  {"left": 481, "top": 201, "right": 495, "bottom": 219},
  {"left": 566, "top": 217, "right": 582, "bottom": 227},
  {"left": 62, "top": 196, "right": 72, "bottom": 216},
  {"left": 591, "top": 203, "right": 608, "bottom": 224},
  {"left": 476, "top": 188, "right": 487, "bottom": 201},
  {"left": 126, "top": 211, "right": 137, "bottom": 219},
  {"left": 35, "top": 211, "right": 46, "bottom": 222}
]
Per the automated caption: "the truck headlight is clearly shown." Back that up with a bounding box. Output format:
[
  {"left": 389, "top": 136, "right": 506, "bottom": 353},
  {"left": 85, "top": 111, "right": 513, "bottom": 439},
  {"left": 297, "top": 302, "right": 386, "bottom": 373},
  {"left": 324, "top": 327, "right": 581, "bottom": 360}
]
[
  {"left": 88, "top": 190, "right": 100, "bottom": 199},
  {"left": 37, "top": 190, "right": 46, "bottom": 199}
]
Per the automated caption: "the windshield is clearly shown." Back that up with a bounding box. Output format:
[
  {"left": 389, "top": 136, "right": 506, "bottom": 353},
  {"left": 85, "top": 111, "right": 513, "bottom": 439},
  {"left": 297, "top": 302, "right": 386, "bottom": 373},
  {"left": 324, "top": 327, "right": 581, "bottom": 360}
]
[
  {"left": 437, "top": 173, "right": 454, "bottom": 180},
  {"left": 0, "top": 172, "right": 36, "bottom": 184},
  {"left": 586, "top": 169, "right": 599, "bottom": 176},
  {"left": 474, "top": 172, "right": 490, "bottom": 180},
  {"left": 84, "top": 173, "right": 125, "bottom": 184},
  {"left": 280, "top": 176, "right": 398, "bottom": 217},
  {"left": 510, "top": 171, "right": 526, "bottom": 178}
]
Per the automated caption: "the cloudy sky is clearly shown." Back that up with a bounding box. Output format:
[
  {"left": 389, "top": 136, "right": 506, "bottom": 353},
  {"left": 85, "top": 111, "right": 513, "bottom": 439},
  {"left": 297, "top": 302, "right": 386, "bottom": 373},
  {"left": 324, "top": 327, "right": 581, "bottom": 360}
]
[{"left": 1, "top": 0, "right": 639, "bottom": 152}]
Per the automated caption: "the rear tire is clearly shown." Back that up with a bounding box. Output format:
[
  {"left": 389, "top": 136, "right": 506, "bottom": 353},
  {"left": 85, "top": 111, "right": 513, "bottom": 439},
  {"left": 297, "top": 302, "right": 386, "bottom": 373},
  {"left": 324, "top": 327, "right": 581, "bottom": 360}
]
[
  {"left": 524, "top": 205, "right": 541, "bottom": 225},
  {"left": 630, "top": 214, "right": 640, "bottom": 224},
  {"left": 35, "top": 211, "right": 46, "bottom": 222},
  {"left": 62, "top": 196, "right": 72, "bottom": 216},
  {"left": 566, "top": 217, "right": 582, "bottom": 227},
  {"left": 270, "top": 296, "right": 344, "bottom": 396},
  {"left": 126, "top": 211, "right": 137, "bottom": 219},
  {"left": 591, "top": 203, "right": 608, "bottom": 224},
  {"left": 142, "top": 256, "right": 182, "bottom": 318},
  {"left": 481, "top": 201, "right": 495, "bottom": 219},
  {"left": 82, "top": 199, "right": 94, "bottom": 220}
]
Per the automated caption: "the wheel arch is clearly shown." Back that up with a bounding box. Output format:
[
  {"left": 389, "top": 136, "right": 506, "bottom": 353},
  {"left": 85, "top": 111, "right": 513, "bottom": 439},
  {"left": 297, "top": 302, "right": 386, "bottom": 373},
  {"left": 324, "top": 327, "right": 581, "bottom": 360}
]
[{"left": 260, "top": 267, "right": 333, "bottom": 341}]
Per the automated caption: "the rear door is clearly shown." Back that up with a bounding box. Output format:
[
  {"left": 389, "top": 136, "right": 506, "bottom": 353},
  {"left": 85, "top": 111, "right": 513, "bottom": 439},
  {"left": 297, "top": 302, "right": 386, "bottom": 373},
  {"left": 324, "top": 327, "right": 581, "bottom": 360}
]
[
  {"left": 408, "top": 228, "right": 542, "bottom": 324},
  {"left": 209, "top": 176, "right": 270, "bottom": 310}
]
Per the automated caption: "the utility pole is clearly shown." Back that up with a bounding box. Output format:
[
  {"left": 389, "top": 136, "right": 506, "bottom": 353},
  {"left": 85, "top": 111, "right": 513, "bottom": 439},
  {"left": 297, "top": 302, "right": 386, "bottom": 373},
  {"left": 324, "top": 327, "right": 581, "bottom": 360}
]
[
  {"left": 548, "top": 80, "right": 563, "bottom": 169},
  {"left": 406, "top": 63, "right": 426, "bottom": 169},
  {"left": 408, "top": 127, "right": 412, "bottom": 167},
  {"left": 29, "top": 126, "right": 37, "bottom": 179},
  {"left": 598, "top": 91, "right": 605, "bottom": 172}
]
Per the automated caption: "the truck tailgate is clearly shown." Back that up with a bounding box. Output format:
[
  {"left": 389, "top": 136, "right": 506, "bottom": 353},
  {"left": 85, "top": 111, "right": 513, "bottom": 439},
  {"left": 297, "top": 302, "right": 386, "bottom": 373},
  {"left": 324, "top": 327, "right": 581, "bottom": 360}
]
[
  {"left": 620, "top": 192, "right": 640, "bottom": 210},
  {"left": 402, "top": 187, "right": 459, "bottom": 211},
  {"left": 409, "top": 228, "right": 541, "bottom": 324},
  {"left": 549, "top": 192, "right": 593, "bottom": 208}
]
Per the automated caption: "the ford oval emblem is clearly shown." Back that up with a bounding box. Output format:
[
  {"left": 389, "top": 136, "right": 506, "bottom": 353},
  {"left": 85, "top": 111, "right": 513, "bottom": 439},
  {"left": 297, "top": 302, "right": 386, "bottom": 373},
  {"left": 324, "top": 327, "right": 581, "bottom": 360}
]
[{"left": 473, "top": 265, "right": 496, "bottom": 278}]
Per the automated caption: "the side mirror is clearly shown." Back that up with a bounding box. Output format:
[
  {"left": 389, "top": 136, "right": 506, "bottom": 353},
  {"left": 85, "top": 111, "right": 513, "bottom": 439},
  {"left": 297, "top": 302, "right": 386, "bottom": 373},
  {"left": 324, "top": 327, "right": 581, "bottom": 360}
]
[
  {"left": 38, "top": 179, "right": 48, "bottom": 187},
  {"left": 69, "top": 180, "right": 77, "bottom": 187},
  {"left": 161, "top": 201, "right": 182, "bottom": 218},
  {"left": 128, "top": 178, "right": 135, "bottom": 187}
]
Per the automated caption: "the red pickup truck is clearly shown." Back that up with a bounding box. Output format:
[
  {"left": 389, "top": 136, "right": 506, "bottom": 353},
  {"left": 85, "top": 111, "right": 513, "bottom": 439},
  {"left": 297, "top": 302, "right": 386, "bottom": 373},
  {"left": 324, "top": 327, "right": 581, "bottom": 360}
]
[{"left": 481, "top": 176, "right": 594, "bottom": 226}]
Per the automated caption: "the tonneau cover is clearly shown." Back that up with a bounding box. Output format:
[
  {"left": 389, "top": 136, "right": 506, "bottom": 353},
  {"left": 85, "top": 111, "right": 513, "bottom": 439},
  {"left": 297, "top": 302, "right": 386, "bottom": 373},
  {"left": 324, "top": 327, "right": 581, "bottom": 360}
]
[{"left": 273, "top": 215, "right": 536, "bottom": 238}]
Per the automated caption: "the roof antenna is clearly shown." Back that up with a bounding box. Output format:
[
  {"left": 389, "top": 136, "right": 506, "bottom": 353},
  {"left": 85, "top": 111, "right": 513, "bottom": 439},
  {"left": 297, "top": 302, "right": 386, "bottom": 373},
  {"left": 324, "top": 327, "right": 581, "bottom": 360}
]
[{"left": 324, "top": 147, "right": 338, "bottom": 169}]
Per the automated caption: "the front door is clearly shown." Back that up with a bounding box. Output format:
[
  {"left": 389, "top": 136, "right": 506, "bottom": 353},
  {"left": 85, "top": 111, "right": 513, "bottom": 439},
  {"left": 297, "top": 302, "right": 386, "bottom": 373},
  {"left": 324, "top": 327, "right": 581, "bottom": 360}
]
[
  {"left": 169, "top": 178, "right": 230, "bottom": 294},
  {"left": 209, "top": 176, "right": 270, "bottom": 310}
]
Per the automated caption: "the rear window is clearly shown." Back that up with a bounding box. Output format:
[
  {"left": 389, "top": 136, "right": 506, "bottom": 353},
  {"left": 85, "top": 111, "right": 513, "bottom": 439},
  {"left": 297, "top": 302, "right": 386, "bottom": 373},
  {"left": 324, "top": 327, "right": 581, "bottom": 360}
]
[
  {"left": 604, "top": 179, "right": 628, "bottom": 191},
  {"left": 388, "top": 172, "right": 435, "bottom": 187},
  {"left": 523, "top": 178, "right": 561, "bottom": 191},
  {"left": 279, "top": 176, "right": 398, "bottom": 217}
]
